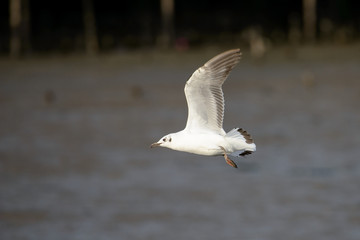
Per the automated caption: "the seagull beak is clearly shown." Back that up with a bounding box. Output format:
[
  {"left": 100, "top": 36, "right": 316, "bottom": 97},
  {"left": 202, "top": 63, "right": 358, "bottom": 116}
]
[{"left": 150, "top": 142, "right": 161, "bottom": 148}]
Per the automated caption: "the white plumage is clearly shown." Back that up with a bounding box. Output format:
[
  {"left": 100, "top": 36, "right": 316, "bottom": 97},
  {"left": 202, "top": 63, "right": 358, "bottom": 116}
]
[{"left": 151, "top": 49, "right": 256, "bottom": 168}]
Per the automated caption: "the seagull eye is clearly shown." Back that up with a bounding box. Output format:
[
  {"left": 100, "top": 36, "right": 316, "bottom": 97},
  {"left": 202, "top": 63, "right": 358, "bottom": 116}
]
[{"left": 162, "top": 138, "right": 166, "bottom": 142}]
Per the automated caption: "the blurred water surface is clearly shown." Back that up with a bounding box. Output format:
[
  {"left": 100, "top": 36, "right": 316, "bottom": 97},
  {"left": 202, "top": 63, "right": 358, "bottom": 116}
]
[{"left": 0, "top": 46, "right": 360, "bottom": 240}]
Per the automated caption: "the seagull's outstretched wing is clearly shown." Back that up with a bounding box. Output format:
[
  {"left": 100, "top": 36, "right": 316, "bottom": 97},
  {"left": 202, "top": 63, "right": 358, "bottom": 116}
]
[{"left": 184, "top": 49, "right": 241, "bottom": 135}]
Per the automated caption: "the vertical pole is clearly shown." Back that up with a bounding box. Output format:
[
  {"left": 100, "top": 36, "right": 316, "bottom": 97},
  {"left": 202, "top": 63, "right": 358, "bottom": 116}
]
[
  {"left": 83, "top": 0, "right": 99, "bottom": 55},
  {"left": 159, "top": 0, "right": 174, "bottom": 48},
  {"left": 303, "top": 0, "right": 317, "bottom": 43},
  {"left": 9, "top": 0, "right": 22, "bottom": 58},
  {"left": 23, "top": 0, "right": 31, "bottom": 55}
]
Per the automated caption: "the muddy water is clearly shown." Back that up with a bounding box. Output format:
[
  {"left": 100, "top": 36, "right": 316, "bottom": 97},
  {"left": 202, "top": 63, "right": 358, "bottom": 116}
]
[{"left": 1, "top": 47, "right": 360, "bottom": 239}]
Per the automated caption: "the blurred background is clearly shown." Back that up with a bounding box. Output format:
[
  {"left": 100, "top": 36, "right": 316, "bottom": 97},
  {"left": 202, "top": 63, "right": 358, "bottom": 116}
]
[
  {"left": 1, "top": 0, "right": 360, "bottom": 55},
  {"left": 0, "top": 0, "right": 360, "bottom": 240}
]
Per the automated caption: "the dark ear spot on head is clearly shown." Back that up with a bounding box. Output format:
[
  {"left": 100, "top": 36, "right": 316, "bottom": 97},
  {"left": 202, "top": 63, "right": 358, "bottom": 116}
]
[{"left": 169, "top": 138, "right": 172, "bottom": 142}]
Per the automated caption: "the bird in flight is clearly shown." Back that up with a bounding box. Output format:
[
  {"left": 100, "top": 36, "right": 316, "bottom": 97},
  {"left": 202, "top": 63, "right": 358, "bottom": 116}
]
[{"left": 151, "top": 49, "right": 256, "bottom": 168}]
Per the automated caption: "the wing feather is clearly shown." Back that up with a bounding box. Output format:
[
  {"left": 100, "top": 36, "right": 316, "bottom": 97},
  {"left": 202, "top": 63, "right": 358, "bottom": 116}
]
[{"left": 184, "top": 49, "right": 241, "bottom": 134}]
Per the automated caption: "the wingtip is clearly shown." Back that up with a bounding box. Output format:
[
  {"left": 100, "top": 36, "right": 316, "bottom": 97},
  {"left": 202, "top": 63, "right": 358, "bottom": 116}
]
[
  {"left": 228, "top": 48, "right": 241, "bottom": 56},
  {"left": 222, "top": 48, "right": 241, "bottom": 57},
  {"left": 237, "top": 128, "right": 254, "bottom": 144},
  {"left": 204, "top": 48, "right": 242, "bottom": 70},
  {"left": 239, "top": 150, "right": 253, "bottom": 157}
]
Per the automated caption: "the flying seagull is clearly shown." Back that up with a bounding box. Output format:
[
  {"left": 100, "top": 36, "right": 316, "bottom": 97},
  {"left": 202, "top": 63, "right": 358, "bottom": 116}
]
[{"left": 151, "top": 49, "right": 256, "bottom": 168}]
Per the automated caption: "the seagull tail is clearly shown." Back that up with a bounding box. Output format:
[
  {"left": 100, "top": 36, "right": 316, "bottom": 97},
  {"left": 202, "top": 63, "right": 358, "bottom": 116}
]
[{"left": 225, "top": 128, "right": 256, "bottom": 156}]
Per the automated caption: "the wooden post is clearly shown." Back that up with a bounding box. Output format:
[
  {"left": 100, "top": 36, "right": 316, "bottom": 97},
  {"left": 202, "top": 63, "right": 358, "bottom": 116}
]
[
  {"left": 23, "top": 0, "right": 31, "bottom": 55},
  {"left": 83, "top": 0, "right": 99, "bottom": 55},
  {"left": 9, "top": 0, "right": 22, "bottom": 58},
  {"left": 158, "top": 0, "right": 175, "bottom": 48},
  {"left": 303, "top": 0, "right": 317, "bottom": 43}
]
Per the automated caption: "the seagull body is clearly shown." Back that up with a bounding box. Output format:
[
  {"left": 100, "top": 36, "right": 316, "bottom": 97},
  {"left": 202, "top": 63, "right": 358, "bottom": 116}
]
[{"left": 151, "top": 49, "right": 256, "bottom": 168}]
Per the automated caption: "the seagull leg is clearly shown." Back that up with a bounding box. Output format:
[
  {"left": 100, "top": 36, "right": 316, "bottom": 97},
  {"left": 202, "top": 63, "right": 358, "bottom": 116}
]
[{"left": 220, "top": 146, "right": 237, "bottom": 168}]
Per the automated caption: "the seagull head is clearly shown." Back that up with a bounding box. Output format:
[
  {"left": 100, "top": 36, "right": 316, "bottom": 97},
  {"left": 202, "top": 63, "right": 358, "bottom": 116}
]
[{"left": 150, "top": 134, "right": 173, "bottom": 148}]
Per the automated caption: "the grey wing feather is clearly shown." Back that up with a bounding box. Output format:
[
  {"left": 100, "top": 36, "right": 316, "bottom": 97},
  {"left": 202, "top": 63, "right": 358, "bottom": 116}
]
[{"left": 184, "top": 49, "right": 241, "bottom": 134}]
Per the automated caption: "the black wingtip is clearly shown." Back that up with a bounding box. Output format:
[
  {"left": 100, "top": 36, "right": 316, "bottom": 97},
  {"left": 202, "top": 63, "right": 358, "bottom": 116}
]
[
  {"left": 239, "top": 150, "right": 253, "bottom": 157},
  {"left": 237, "top": 128, "right": 254, "bottom": 144}
]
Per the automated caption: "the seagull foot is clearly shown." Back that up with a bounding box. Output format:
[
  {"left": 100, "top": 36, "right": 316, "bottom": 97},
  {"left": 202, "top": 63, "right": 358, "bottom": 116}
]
[
  {"left": 220, "top": 146, "right": 237, "bottom": 168},
  {"left": 225, "top": 157, "right": 238, "bottom": 168}
]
